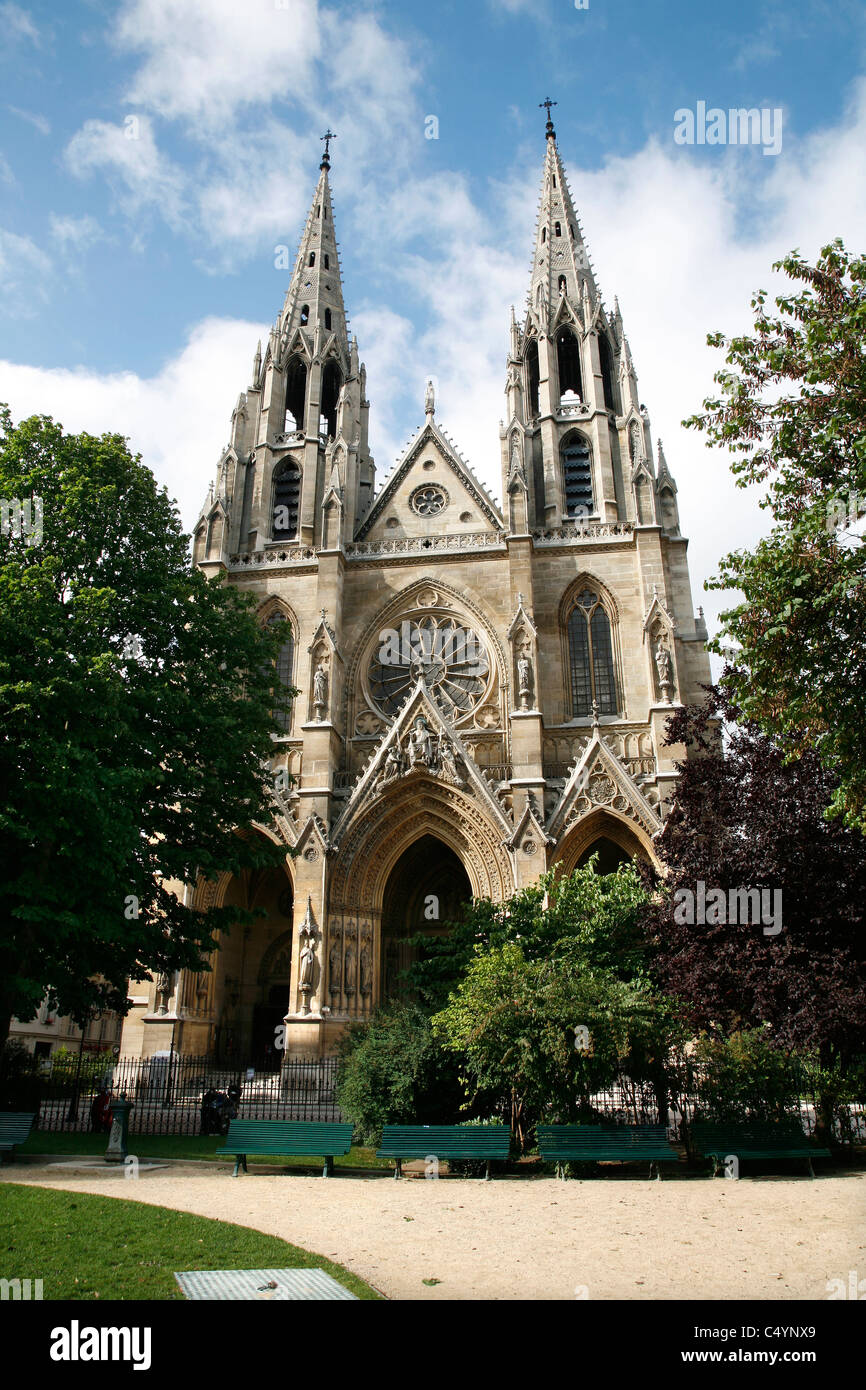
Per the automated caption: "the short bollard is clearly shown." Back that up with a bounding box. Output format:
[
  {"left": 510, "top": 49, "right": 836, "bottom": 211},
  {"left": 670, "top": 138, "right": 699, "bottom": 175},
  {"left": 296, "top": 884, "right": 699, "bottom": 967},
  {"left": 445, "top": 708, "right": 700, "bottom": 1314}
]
[{"left": 105, "top": 1097, "right": 134, "bottom": 1163}]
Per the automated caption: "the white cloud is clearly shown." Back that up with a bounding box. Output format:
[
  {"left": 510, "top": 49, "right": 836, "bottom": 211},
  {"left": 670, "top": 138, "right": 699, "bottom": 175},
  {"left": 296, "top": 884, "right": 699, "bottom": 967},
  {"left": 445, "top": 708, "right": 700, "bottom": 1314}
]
[
  {"left": 0, "top": 228, "right": 51, "bottom": 317},
  {"left": 65, "top": 116, "right": 186, "bottom": 229},
  {"left": 49, "top": 214, "right": 104, "bottom": 253},
  {"left": 1, "top": 317, "right": 266, "bottom": 526},
  {"left": 0, "top": 2, "right": 40, "bottom": 46},
  {"left": 191, "top": 119, "right": 316, "bottom": 262},
  {"left": 115, "top": 0, "right": 321, "bottom": 125},
  {"left": 7, "top": 104, "right": 50, "bottom": 135}
]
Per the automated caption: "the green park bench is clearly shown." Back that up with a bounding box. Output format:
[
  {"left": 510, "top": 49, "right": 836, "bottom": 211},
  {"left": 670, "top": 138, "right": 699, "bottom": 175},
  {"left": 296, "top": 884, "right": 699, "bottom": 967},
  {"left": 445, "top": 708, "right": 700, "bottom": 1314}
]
[
  {"left": 688, "top": 1120, "right": 831, "bottom": 1178},
  {"left": 0, "top": 1112, "right": 35, "bottom": 1161},
  {"left": 216, "top": 1120, "right": 354, "bottom": 1177},
  {"left": 537, "top": 1124, "right": 680, "bottom": 1179},
  {"left": 377, "top": 1124, "right": 511, "bottom": 1180}
]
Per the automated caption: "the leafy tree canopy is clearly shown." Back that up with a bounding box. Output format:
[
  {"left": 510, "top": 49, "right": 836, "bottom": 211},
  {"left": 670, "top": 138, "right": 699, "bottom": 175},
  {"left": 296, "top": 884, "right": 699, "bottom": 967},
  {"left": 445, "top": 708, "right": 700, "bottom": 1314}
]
[
  {"left": 685, "top": 240, "right": 866, "bottom": 831},
  {"left": 0, "top": 408, "right": 295, "bottom": 1043},
  {"left": 432, "top": 942, "right": 686, "bottom": 1141},
  {"left": 643, "top": 688, "right": 866, "bottom": 1066},
  {"left": 406, "top": 858, "right": 650, "bottom": 1012}
]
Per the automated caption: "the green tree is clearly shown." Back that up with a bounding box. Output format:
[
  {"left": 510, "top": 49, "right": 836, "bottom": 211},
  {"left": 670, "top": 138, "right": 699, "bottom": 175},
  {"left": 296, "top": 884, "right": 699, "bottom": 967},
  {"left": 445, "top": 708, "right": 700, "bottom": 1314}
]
[
  {"left": 0, "top": 409, "right": 295, "bottom": 1045},
  {"left": 407, "top": 858, "right": 649, "bottom": 1012},
  {"left": 685, "top": 240, "right": 866, "bottom": 830},
  {"left": 432, "top": 941, "right": 685, "bottom": 1148}
]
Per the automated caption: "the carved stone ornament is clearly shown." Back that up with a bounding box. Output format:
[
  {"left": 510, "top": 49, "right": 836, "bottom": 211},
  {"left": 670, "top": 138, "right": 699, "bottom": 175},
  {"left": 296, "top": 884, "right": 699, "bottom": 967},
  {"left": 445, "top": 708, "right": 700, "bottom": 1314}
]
[
  {"left": 376, "top": 720, "right": 466, "bottom": 792},
  {"left": 588, "top": 773, "right": 616, "bottom": 805}
]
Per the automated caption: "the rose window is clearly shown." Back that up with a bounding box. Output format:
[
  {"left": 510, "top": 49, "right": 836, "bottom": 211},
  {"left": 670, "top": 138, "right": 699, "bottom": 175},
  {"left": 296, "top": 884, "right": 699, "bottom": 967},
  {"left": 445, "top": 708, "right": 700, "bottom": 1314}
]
[
  {"left": 411, "top": 485, "right": 447, "bottom": 517},
  {"left": 367, "top": 615, "right": 489, "bottom": 719}
]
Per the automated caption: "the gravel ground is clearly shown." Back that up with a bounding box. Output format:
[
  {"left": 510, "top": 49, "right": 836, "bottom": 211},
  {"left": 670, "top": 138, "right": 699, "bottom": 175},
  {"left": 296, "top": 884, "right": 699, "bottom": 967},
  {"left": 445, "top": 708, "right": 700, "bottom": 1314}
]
[{"left": 2, "top": 1161, "right": 863, "bottom": 1301}]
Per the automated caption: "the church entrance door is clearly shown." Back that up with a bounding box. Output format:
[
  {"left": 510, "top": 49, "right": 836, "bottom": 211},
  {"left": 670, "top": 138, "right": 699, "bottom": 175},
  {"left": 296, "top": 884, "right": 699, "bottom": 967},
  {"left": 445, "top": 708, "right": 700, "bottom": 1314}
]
[{"left": 380, "top": 835, "right": 471, "bottom": 1000}]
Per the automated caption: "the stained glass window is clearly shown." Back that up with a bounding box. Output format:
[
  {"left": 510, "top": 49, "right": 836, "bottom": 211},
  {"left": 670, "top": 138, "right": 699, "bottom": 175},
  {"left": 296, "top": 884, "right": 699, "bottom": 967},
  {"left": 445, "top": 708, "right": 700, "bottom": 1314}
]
[
  {"left": 268, "top": 613, "right": 294, "bottom": 732},
  {"left": 567, "top": 588, "right": 617, "bottom": 717}
]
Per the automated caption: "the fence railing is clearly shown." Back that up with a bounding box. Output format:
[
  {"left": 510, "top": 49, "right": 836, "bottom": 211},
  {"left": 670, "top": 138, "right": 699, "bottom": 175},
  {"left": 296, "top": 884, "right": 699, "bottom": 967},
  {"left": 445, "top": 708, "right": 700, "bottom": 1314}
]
[
  {"left": 1, "top": 1054, "right": 341, "bottom": 1134},
  {"left": 2, "top": 1053, "right": 863, "bottom": 1144}
]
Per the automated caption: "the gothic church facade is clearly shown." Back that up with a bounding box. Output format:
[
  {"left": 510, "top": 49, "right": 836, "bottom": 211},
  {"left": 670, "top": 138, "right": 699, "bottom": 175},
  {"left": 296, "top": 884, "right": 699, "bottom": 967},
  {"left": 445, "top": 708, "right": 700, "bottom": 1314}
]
[{"left": 120, "top": 115, "right": 711, "bottom": 1062}]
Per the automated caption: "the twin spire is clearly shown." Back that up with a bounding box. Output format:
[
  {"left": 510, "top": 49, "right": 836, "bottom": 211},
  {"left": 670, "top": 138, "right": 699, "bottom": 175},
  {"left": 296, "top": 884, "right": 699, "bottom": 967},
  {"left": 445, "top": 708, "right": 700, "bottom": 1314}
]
[
  {"left": 277, "top": 130, "right": 350, "bottom": 356},
  {"left": 274, "top": 108, "right": 609, "bottom": 393}
]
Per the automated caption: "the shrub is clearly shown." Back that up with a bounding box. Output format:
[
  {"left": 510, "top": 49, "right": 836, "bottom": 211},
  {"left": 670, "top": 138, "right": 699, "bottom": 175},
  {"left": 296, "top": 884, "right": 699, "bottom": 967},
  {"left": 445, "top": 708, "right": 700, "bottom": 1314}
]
[
  {"left": 334, "top": 1002, "right": 464, "bottom": 1146},
  {"left": 691, "top": 1028, "right": 806, "bottom": 1122}
]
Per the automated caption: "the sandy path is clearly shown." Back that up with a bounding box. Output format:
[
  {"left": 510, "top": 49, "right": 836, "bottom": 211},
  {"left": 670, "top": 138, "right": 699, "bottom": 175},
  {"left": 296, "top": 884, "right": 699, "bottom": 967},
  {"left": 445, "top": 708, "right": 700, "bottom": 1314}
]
[{"left": 2, "top": 1162, "right": 863, "bottom": 1301}]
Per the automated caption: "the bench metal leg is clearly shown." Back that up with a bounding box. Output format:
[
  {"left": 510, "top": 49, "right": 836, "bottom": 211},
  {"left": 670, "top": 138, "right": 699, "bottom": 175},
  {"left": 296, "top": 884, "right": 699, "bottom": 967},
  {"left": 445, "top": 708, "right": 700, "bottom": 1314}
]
[
  {"left": 807, "top": 1157, "right": 815, "bottom": 1179},
  {"left": 393, "top": 1157, "right": 402, "bottom": 1179},
  {"left": 232, "top": 1154, "right": 247, "bottom": 1178},
  {"left": 484, "top": 1160, "right": 491, "bottom": 1182},
  {"left": 323, "top": 1155, "right": 333, "bottom": 1178}
]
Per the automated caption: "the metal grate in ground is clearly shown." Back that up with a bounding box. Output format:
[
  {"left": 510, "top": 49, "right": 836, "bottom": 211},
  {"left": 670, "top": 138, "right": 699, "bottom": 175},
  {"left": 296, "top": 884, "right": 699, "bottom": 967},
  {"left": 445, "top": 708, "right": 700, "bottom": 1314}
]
[{"left": 174, "top": 1268, "right": 358, "bottom": 1301}]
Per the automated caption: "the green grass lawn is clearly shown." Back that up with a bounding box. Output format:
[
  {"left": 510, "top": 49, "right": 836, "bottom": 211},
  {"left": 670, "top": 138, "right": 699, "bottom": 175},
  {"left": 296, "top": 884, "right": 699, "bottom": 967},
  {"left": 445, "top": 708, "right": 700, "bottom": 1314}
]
[
  {"left": 19, "top": 1130, "right": 390, "bottom": 1169},
  {"left": 0, "top": 1184, "right": 382, "bottom": 1300}
]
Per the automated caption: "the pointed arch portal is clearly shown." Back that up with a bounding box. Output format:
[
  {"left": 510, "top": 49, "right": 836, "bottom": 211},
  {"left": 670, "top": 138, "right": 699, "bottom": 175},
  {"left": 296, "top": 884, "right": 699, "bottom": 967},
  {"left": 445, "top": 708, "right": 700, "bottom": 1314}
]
[{"left": 380, "top": 835, "right": 471, "bottom": 999}]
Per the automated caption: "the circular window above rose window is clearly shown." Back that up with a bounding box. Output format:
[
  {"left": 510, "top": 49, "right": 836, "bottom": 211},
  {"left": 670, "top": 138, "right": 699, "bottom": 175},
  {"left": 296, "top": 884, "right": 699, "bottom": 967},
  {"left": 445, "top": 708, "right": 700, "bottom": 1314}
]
[{"left": 367, "top": 614, "right": 490, "bottom": 720}]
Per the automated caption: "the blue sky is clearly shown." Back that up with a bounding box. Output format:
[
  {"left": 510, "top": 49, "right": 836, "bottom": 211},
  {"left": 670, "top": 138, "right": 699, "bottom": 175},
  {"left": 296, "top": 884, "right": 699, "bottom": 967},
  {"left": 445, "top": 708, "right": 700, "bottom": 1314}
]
[{"left": 2, "top": 0, "right": 865, "bottom": 638}]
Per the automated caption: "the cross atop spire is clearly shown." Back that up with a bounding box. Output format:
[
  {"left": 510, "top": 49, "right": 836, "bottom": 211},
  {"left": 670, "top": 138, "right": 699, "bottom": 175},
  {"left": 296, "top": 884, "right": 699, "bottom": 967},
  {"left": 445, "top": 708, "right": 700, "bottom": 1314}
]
[
  {"left": 539, "top": 98, "right": 557, "bottom": 139},
  {"left": 320, "top": 128, "right": 336, "bottom": 169}
]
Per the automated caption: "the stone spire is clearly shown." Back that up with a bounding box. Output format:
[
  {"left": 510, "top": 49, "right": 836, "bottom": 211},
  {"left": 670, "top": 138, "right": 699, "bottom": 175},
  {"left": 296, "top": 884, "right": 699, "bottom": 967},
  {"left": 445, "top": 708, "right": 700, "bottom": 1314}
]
[
  {"left": 525, "top": 110, "right": 599, "bottom": 332},
  {"left": 277, "top": 135, "right": 349, "bottom": 355}
]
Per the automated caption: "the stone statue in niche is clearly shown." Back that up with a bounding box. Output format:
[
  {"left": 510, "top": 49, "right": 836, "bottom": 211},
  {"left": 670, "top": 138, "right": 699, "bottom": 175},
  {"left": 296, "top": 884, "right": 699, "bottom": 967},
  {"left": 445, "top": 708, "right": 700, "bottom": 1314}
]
[
  {"left": 360, "top": 946, "right": 372, "bottom": 997},
  {"left": 378, "top": 743, "right": 403, "bottom": 787},
  {"left": 313, "top": 662, "right": 329, "bottom": 720},
  {"left": 517, "top": 652, "right": 533, "bottom": 710},
  {"left": 156, "top": 973, "right": 173, "bottom": 1015},
  {"left": 328, "top": 939, "right": 342, "bottom": 1000},
  {"left": 655, "top": 640, "right": 674, "bottom": 703},
  {"left": 344, "top": 943, "right": 356, "bottom": 994},
  {"left": 298, "top": 936, "right": 316, "bottom": 1014}
]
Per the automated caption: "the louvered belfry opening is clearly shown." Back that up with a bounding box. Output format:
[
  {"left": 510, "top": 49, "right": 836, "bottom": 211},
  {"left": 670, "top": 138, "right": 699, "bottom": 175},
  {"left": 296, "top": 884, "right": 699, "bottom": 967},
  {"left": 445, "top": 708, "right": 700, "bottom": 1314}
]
[{"left": 561, "top": 433, "right": 594, "bottom": 518}]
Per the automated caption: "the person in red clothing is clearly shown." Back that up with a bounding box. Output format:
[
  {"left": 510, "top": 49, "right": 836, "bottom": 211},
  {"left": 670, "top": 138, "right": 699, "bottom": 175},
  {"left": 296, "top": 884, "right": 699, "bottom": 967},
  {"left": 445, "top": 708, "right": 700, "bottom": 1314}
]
[{"left": 90, "top": 1087, "right": 112, "bottom": 1132}]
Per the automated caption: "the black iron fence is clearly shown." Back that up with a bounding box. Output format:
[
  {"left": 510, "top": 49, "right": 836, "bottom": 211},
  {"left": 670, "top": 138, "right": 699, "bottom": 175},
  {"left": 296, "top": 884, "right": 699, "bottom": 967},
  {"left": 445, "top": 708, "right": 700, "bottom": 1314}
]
[
  {"left": 1, "top": 1051, "right": 863, "bottom": 1144},
  {"left": 1, "top": 1053, "right": 341, "bottom": 1134}
]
